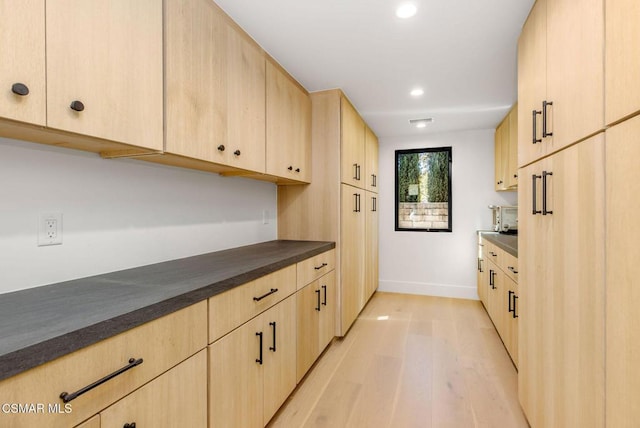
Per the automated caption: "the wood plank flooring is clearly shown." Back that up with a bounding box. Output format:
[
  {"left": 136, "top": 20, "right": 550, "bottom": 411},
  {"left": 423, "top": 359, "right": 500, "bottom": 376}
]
[{"left": 268, "top": 292, "right": 529, "bottom": 428}]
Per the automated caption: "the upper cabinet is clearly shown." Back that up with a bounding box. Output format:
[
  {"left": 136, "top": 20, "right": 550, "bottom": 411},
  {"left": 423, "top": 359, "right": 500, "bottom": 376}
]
[
  {"left": 341, "top": 99, "right": 366, "bottom": 188},
  {"left": 517, "top": 0, "right": 604, "bottom": 167},
  {"left": 364, "top": 126, "right": 379, "bottom": 193},
  {"left": 164, "top": 0, "right": 265, "bottom": 173},
  {"left": 506, "top": 104, "right": 519, "bottom": 188},
  {"left": 266, "top": 60, "right": 312, "bottom": 183},
  {"left": 46, "top": 0, "right": 163, "bottom": 151},
  {"left": 0, "top": 0, "right": 46, "bottom": 126},
  {"left": 605, "top": 0, "right": 640, "bottom": 125},
  {"left": 495, "top": 104, "right": 518, "bottom": 191}
]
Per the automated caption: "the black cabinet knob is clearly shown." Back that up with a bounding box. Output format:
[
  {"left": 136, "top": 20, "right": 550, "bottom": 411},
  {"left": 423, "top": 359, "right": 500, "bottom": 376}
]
[
  {"left": 295, "top": 168, "right": 300, "bottom": 172},
  {"left": 217, "top": 145, "right": 225, "bottom": 152},
  {"left": 11, "top": 83, "right": 29, "bottom": 96},
  {"left": 123, "top": 423, "right": 136, "bottom": 428},
  {"left": 69, "top": 100, "right": 84, "bottom": 112},
  {"left": 234, "top": 150, "right": 241, "bottom": 156},
  {"left": 288, "top": 166, "right": 293, "bottom": 171}
]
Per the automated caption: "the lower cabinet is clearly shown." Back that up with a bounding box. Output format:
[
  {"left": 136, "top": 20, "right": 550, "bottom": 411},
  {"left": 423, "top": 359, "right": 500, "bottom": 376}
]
[
  {"left": 99, "top": 350, "right": 207, "bottom": 428},
  {"left": 296, "top": 271, "right": 336, "bottom": 382},
  {"left": 209, "top": 294, "right": 296, "bottom": 428},
  {"left": 487, "top": 259, "right": 505, "bottom": 337}
]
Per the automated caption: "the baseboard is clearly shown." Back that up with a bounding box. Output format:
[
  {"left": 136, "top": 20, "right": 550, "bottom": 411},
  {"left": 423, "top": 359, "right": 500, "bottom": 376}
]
[{"left": 378, "top": 280, "right": 479, "bottom": 300}]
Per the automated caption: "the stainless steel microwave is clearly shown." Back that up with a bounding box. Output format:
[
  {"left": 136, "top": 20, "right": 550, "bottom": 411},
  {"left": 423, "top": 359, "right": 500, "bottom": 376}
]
[{"left": 489, "top": 205, "right": 518, "bottom": 233}]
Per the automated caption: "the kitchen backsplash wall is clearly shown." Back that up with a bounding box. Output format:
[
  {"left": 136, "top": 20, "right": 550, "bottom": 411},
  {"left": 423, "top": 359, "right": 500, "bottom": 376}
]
[
  {"left": 0, "top": 137, "right": 277, "bottom": 294},
  {"left": 378, "top": 128, "right": 517, "bottom": 300}
]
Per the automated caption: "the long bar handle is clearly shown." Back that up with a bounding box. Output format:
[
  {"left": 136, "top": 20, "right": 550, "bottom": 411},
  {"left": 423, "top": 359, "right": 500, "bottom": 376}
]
[
  {"left": 314, "top": 262, "right": 328, "bottom": 270},
  {"left": 508, "top": 290, "right": 514, "bottom": 313},
  {"left": 269, "top": 322, "right": 277, "bottom": 352},
  {"left": 532, "top": 110, "right": 542, "bottom": 144},
  {"left": 513, "top": 295, "right": 519, "bottom": 318},
  {"left": 253, "top": 288, "right": 278, "bottom": 302},
  {"left": 489, "top": 269, "right": 495, "bottom": 288},
  {"left": 532, "top": 174, "right": 542, "bottom": 215},
  {"left": 60, "top": 357, "right": 143, "bottom": 403},
  {"left": 542, "top": 100, "right": 553, "bottom": 137},
  {"left": 256, "top": 332, "right": 263, "bottom": 364},
  {"left": 542, "top": 171, "right": 553, "bottom": 215},
  {"left": 315, "top": 289, "right": 321, "bottom": 311},
  {"left": 372, "top": 197, "right": 377, "bottom": 212},
  {"left": 322, "top": 285, "right": 327, "bottom": 306}
]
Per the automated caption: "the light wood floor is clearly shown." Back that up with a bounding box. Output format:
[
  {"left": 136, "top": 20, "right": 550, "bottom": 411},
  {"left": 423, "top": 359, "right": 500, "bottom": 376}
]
[{"left": 268, "top": 292, "right": 529, "bottom": 428}]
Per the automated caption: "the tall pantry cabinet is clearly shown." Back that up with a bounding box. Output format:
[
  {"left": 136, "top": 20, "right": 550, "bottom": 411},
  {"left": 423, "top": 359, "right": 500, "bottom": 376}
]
[
  {"left": 517, "top": 0, "right": 605, "bottom": 426},
  {"left": 278, "top": 89, "right": 379, "bottom": 336}
]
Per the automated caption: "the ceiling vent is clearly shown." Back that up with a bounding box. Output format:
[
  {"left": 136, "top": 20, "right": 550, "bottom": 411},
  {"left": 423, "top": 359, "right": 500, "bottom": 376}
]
[{"left": 409, "top": 118, "right": 434, "bottom": 128}]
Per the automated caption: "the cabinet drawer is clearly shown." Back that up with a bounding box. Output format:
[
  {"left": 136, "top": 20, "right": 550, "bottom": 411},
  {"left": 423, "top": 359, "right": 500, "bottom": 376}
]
[
  {"left": 502, "top": 252, "right": 519, "bottom": 283},
  {"left": 0, "top": 301, "right": 207, "bottom": 428},
  {"left": 484, "top": 241, "right": 502, "bottom": 268},
  {"left": 209, "top": 265, "right": 296, "bottom": 343},
  {"left": 296, "top": 249, "right": 335, "bottom": 289}
]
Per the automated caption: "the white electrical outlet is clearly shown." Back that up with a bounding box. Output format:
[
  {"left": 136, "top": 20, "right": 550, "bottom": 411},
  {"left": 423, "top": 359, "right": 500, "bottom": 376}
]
[{"left": 38, "top": 213, "right": 63, "bottom": 246}]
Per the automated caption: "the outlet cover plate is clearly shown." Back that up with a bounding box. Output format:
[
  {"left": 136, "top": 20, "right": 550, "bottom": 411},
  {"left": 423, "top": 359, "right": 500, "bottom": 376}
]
[{"left": 38, "top": 213, "right": 63, "bottom": 246}]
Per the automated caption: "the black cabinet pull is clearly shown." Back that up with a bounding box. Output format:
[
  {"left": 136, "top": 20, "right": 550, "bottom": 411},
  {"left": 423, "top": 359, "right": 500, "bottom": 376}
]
[
  {"left": 532, "top": 110, "right": 542, "bottom": 144},
  {"left": 372, "top": 197, "right": 377, "bottom": 212},
  {"left": 69, "top": 100, "right": 85, "bottom": 112},
  {"left": 513, "top": 295, "right": 519, "bottom": 318},
  {"left": 11, "top": 83, "right": 29, "bottom": 96},
  {"left": 315, "top": 289, "right": 321, "bottom": 311},
  {"left": 288, "top": 166, "right": 293, "bottom": 171},
  {"left": 322, "top": 285, "right": 327, "bottom": 306},
  {"left": 508, "top": 290, "right": 514, "bottom": 313},
  {"left": 295, "top": 167, "right": 300, "bottom": 172},
  {"left": 253, "top": 288, "right": 278, "bottom": 302},
  {"left": 314, "top": 262, "right": 328, "bottom": 270},
  {"left": 542, "top": 100, "right": 553, "bottom": 138},
  {"left": 217, "top": 145, "right": 225, "bottom": 152},
  {"left": 60, "top": 357, "right": 143, "bottom": 403},
  {"left": 478, "top": 258, "right": 483, "bottom": 273},
  {"left": 489, "top": 251, "right": 497, "bottom": 257},
  {"left": 542, "top": 171, "right": 553, "bottom": 215},
  {"left": 514, "top": 174, "right": 518, "bottom": 178},
  {"left": 532, "top": 174, "right": 542, "bottom": 215},
  {"left": 489, "top": 269, "right": 495, "bottom": 288},
  {"left": 353, "top": 163, "right": 358, "bottom": 180},
  {"left": 269, "top": 322, "right": 277, "bottom": 352},
  {"left": 508, "top": 266, "right": 519, "bottom": 274},
  {"left": 255, "top": 332, "right": 263, "bottom": 364},
  {"left": 371, "top": 174, "right": 377, "bottom": 187},
  {"left": 356, "top": 164, "right": 361, "bottom": 180},
  {"left": 353, "top": 193, "right": 362, "bottom": 212},
  {"left": 123, "top": 423, "right": 136, "bottom": 428},
  {"left": 234, "top": 149, "right": 241, "bottom": 156}
]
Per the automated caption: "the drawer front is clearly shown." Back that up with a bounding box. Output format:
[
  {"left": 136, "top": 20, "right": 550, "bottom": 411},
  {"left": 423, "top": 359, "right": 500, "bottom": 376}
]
[
  {"left": 502, "top": 252, "right": 519, "bottom": 283},
  {"left": 484, "top": 241, "right": 502, "bottom": 268},
  {"left": 0, "top": 301, "right": 207, "bottom": 428},
  {"left": 296, "top": 249, "right": 335, "bottom": 289},
  {"left": 209, "top": 265, "right": 296, "bottom": 343}
]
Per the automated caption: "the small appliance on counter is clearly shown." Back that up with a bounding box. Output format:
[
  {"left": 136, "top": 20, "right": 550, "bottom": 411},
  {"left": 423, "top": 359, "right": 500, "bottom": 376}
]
[{"left": 488, "top": 205, "right": 518, "bottom": 234}]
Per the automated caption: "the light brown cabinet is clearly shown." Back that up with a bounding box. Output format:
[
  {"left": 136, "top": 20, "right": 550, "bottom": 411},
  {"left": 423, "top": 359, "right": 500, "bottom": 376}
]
[
  {"left": 495, "top": 105, "right": 518, "bottom": 191},
  {"left": 341, "top": 99, "right": 366, "bottom": 188},
  {"left": 0, "top": 0, "right": 46, "bottom": 126},
  {"left": 278, "top": 89, "right": 379, "bottom": 336},
  {"left": 507, "top": 104, "right": 519, "bottom": 188},
  {"left": 266, "top": 61, "right": 312, "bottom": 183},
  {"left": 296, "top": 270, "right": 336, "bottom": 382},
  {"left": 209, "top": 294, "right": 296, "bottom": 428},
  {"left": 46, "top": 0, "right": 163, "bottom": 152},
  {"left": 365, "top": 191, "right": 379, "bottom": 301},
  {"left": 164, "top": 0, "right": 266, "bottom": 173},
  {"left": 517, "top": 0, "right": 604, "bottom": 168},
  {"left": 605, "top": 0, "right": 640, "bottom": 125},
  {"left": 605, "top": 115, "right": 640, "bottom": 427},
  {"left": 100, "top": 350, "right": 207, "bottom": 428},
  {"left": 518, "top": 133, "right": 605, "bottom": 428},
  {"left": 365, "top": 126, "right": 379, "bottom": 192}
]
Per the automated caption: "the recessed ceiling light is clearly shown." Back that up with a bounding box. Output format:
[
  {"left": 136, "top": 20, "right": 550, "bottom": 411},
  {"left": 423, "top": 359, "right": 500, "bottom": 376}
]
[
  {"left": 396, "top": 3, "right": 417, "bottom": 19},
  {"left": 410, "top": 88, "right": 424, "bottom": 97},
  {"left": 409, "top": 118, "right": 434, "bottom": 128}
]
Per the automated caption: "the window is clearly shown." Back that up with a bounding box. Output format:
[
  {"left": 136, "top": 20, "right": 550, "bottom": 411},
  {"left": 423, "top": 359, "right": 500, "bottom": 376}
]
[{"left": 395, "top": 147, "right": 452, "bottom": 232}]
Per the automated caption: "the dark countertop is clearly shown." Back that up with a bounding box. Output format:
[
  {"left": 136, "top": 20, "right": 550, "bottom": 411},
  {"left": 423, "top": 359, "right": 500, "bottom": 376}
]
[
  {"left": 481, "top": 232, "right": 518, "bottom": 257},
  {"left": 0, "top": 240, "right": 334, "bottom": 382}
]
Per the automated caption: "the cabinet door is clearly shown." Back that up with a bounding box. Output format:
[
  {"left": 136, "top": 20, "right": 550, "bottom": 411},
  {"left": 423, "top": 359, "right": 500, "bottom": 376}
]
[
  {"left": 296, "top": 281, "right": 321, "bottom": 382},
  {"left": 340, "top": 184, "right": 365, "bottom": 334},
  {"left": 517, "top": 0, "right": 547, "bottom": 167},
  {"left": 503, "top": 276, "right": 519, "bottom": 367},
  {"left": 100, "top": 350, "right": 207, "bottom": 428},
  {"left": 506, "top": 105, "right": 519, "bottom": 188},
  {"left": 263, "top": 295, "right": 297, "bottom": 425},
  {"left": 365, "top": 126, "right": 379, "bottom": 192},
  {"left": 545, "top": 0, "right": 604, "bottom": 155},
  {"left": 605, "top": 116, "right": 640, "bottom": 427},
  {"left": 0, "top": 0, "right": 46, "bottom": 125},
  {"left": 519, "top": 135, "right": 605, "bottom": 428},
  {"left": 266, "top": 61, "right": 311, "bottom": 183},
  {"left": 365, "top": 191, "right": 379, "bottom": 301},
  {"left": 318, "top": 270, "right": 336, "bottom": 353},
  {"left": 341, "top": 98, "right": 366, "bottom": 188},
  {"left": 164, "top": 0, "right": 227, "bottom": 164},
  {"left": 209, "top": 315, "right": 263, "bottom": 428},
  {"left": 46, "top": 0, "right": 163, "bottom": 151},
  {"left": 605, "top": 0, "right": 640, "bottom": 124},
  {"left": 477, "top": 253, "right": 488, "bottom": 306},
  {"left": 487, "top": 260, "right": 504, "bottom": 337}
]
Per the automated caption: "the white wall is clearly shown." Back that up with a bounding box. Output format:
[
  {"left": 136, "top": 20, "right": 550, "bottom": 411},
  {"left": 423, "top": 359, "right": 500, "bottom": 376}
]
[
  {"left": 0, "top": 137, "right": 277, "bottom": 294},
  {"left": 378, "top": 129, "right": 517, "bottom": 300}
]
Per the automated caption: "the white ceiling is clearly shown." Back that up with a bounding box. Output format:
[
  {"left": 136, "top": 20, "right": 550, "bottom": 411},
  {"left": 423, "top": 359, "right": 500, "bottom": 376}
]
[{"left": 213, "top": 0, "right": 535, "bottom": 140}]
